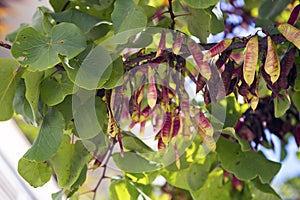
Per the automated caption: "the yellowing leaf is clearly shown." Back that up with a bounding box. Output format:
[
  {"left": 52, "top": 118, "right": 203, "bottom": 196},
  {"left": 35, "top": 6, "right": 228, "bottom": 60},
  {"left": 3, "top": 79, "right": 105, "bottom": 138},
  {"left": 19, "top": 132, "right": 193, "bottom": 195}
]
[
  {"left": 203, "top": 38, "right": 232, "bottom": 61},
  {"left": 265, "top": 36, "right": 280, "bottom": 83},
  {"left": 278, "top": 23, "right": 300, "bottom": 49},
  {"left": 243, "top": 36, "right": 258, "bottom": 86}
]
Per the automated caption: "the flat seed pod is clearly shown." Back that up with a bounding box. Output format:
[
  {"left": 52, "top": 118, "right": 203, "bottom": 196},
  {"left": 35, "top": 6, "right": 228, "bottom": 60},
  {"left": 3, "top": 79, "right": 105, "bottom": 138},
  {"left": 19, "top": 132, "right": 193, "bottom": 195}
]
[
  {"left": 278, "top": 23, "right": 300, "bottom": 49},
  {"left": 156, "top": 30, "right": 166, "bottom": 57},
  {"left": 265, "top": 36, "right": 280, "bottom": 83},
  {"left": 172, "top": 115, "right": 180, "bottom": 137},
  {"left": 243, "top": 36, "right": 258, "bottom": 86},
  {"left": 197, "top": 112, "right": 214, "bottom": 137},
  {"left": 161, "top": 112, "right": 172, "bottom": 144},
  {"left": 188, "top": 39, "right": 211, "bottom": 80},
  {"left": 147, "top": 68, "right": 157, "bottom": 109},
  {"left": 203, "top": 38, "right": 232, "bottom": 61},
  {"left": 172, "top": 32, "right": 183, "bottom": 55}
]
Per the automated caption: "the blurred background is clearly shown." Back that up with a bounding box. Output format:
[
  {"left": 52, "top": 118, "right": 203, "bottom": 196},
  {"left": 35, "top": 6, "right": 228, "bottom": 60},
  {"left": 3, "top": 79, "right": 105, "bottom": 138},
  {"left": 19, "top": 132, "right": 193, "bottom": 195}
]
[{"left": 0, "top": 0, "right": 60, "bottom": 199}]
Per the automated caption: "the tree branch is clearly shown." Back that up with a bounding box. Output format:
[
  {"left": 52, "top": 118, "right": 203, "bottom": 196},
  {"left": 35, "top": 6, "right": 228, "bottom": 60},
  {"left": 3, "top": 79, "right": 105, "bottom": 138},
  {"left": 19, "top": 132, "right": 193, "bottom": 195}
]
[
  {"left": 125, "top": 34, "right": 288, "bottom": 66},
  {"left": 0, "top": 41, "right": 11, "bottom": 49}
]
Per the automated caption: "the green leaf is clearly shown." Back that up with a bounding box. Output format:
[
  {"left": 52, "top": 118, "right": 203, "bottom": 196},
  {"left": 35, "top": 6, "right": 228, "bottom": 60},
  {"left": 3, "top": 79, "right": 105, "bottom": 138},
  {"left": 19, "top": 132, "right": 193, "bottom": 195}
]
[
  {"left": 221, "top": 127, "right": 251, "bottom": 151},
  {"left": 223, "top": 95, "right": 247, "bottom": 127},
  {"left": 86, "top": 22, "right": 111, "bottom": 41},
  {"left": 249, "top": 178, "right": 281, "bottom": 200},
  {"left": 31, "top": 7, "right": 53, "bottom": 33},
  {"left": 121, "top": 131, "right": 154, "bottom": 153},
  {"left": 5, "top": 23, "right": 29, "bottom": 43},
  {"left": 185, "top": 8, "right": 211, "bottom": 43},
  {"left": 50, "top": 0, "right": 70, "bottom": 12},
  {"left": 181, "top": 0, "right": 219, "bottom": 9},
  {"left": 113, "top": 152, "right": 160, "bottom": 173},
  {"left": 259, "top": 0, "right": 290, "bottom": 20},
  {"left": 0, "top": 58, "right": 22, "bottom": 121},
  {"left": 110, "top": 179, "right": 139, "bottom": 200},
  {"left": 11, "top": 23, "right": 86, "bottom": 71},
  {"left": 67, "top": 165, "right": 87, "bottom": 198},
  {"left": 18, "top": 157, "right": 52, "bottom": 187},
  {"left": 73, "top": 94, "right": 107, "bottom": 139},
  {"left": 13, "top": 80, "right": 35, "bottom": 123},
  {"left": 209, "top": 10, "right": 225, "bottom": 34},
  {"left": 50, "top": 134, "right": 92, "bottom": 189},
  {"left": 51, "top": 9, "right": 100, "bottom": 33},
  {"left": 187, "top": 163, "right": 209, "bottom": 191},
  {"left": 274, "top": 91, "right": 291, "bottom": 118},
  {"left": 52, "top": 190, "right": 65, "bottom": 200},
  {"left": 216, "top": 137, "right": 281, "bottom": 183},
  {"left": 23, "top": 71, "right": 44, "bottom": 121},
  {"left": 41, "top": 72, "right": 74, "bottom": 106},
  {"left": 112, "top": 0, "right": 147, "bottom": 33},
  {"left": 23, "top": 109, "right": 65, "bottom": 162},
  {"left": 292, "top": 91, "right": 300, "bottom": 112},
  {"left": 190, "top": 169, "right": 231, "bottom": 200},
  {"left": 103, "top": 57, "right": 124, "bottom": 89},
  {"left": 64, "top": 45, "right": 112, "bottom": 90},
  {"left": 55, "top": 95, "right": 73, "bottom": 127},
  {"left": 295, "top": 71, "right": 300, "bottom": 91}
]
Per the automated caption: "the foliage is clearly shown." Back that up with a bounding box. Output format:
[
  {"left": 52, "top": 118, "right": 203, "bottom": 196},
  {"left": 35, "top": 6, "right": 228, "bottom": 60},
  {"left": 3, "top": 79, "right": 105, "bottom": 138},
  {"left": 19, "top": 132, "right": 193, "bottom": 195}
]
[{"left": 0, "top": 0, "right": 300, "bottom": 199}]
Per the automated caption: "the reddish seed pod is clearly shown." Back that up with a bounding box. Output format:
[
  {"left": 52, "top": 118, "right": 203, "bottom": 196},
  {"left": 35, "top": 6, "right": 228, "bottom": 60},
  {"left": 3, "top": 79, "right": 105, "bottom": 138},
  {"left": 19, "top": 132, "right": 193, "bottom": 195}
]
[
  {"left": 288, "top": 4, "right": 300, "bottom": 25},
  {"left": 232, "top": 175, "right": 243, "bottom": 192},
  {"left": 117, "top": 130, "right": 124, "bottom": 158},
  {"left": 156, "top": 30, "right": 166, "bottom": 57},
  {"left": 196, "top": 73, "right": 206, "bottom": 93},
  {"left": 158, "top": 136, "right": 166, "bottom": 150},
  {"left": 203, "top": 38, "right": 232, "bottom": 61},
  {"left": 172, "top": 114, "right": 180, "bottom": 137},
  {"left": 161, "top": 112, "right": 172, "bottom": 144},
  {"left": 197, "top": 112, "right": 214, "bottom": 136},
  {"left": 188, "top": 39, "right": 211, "bottom": 80}
]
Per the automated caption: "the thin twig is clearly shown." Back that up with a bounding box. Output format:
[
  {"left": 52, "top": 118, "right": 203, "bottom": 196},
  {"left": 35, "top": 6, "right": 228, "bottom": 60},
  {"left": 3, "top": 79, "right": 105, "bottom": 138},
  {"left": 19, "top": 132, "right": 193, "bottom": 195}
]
[
  {"left": 168, "top": 0, "right": 176, "bottom": 30},
  {"left": 125, "top": 34, "right": 288, "bottom": 67},
  {"left": 0, "top": 41, "right": 11, "bottom": 49},
  {"left": 92, "top": 139, "right": 116, "bottom": 200},
  {"left": 61, "top": 1, "right": 71, "bottom": 12}
]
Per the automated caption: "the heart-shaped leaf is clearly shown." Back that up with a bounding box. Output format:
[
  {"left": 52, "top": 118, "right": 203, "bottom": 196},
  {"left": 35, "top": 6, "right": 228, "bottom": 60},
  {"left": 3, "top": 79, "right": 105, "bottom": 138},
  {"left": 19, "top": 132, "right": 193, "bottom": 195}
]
[{"left": 11, "top": 23, "right": 86, "bottom": 71}]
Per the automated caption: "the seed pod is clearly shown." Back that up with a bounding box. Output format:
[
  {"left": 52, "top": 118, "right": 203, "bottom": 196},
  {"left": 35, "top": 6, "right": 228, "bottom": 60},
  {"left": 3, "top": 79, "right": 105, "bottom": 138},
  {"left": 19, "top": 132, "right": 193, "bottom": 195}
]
[
  {"left": 243, "top": 36, "right": 258, "bottom": 86},
  {"left": 135, "top": 86, "right": 144, "bottom": 106},
  {"left": 117, "top": 131, "right": 124, "bottom": 158},
  {"left": 147, "top": 68, "right": 157, "bottom": 109},
  {"left": 172, "top": 114, "right": 181, "bottom": 137},
  {"left": 203, "top": 38, "right": 232, "bottom": 61},
  {"left": 197, "top": 112, "right": 214, "bottom": 137},
  {"left": 172, "top": 32, "right": 183, "bottom": 55},
  {"left": 279, "top": 47, "right": 296, "bottom": 89},
  {"left": 158, "top": 136, "right": 166, "bottom": 150},
  {"left": 196, "top": 73, "right": 206, "bottom": 93},
  {"left": 265, "top": 36, "right": 280, "bottom": 83},
  {"left": 232, "top": 175, "right": 243, "bottom": 192},
  {"left": 162, "top": 112, "right": 172, "bottom": 144},
  {"left": 174, "top": 143, "right": 180, "bottom": 169},
  {"left": 156, "top": 30, "right": 166, "bottom": 57},
  {"left": 278, "top": 23, "right": 300, "bottom": 49},
  {"left": 107, "top": 114, "right": 118, "bottom": 138},
  {"left": 288, "top": 4, "right": 300, "bottom": 25},
  {"left": 140, "top": 120, "right": 146, "bottom": 137},
  {"left": 188, "top": 39, "right": 211, "bottom": 80}
]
